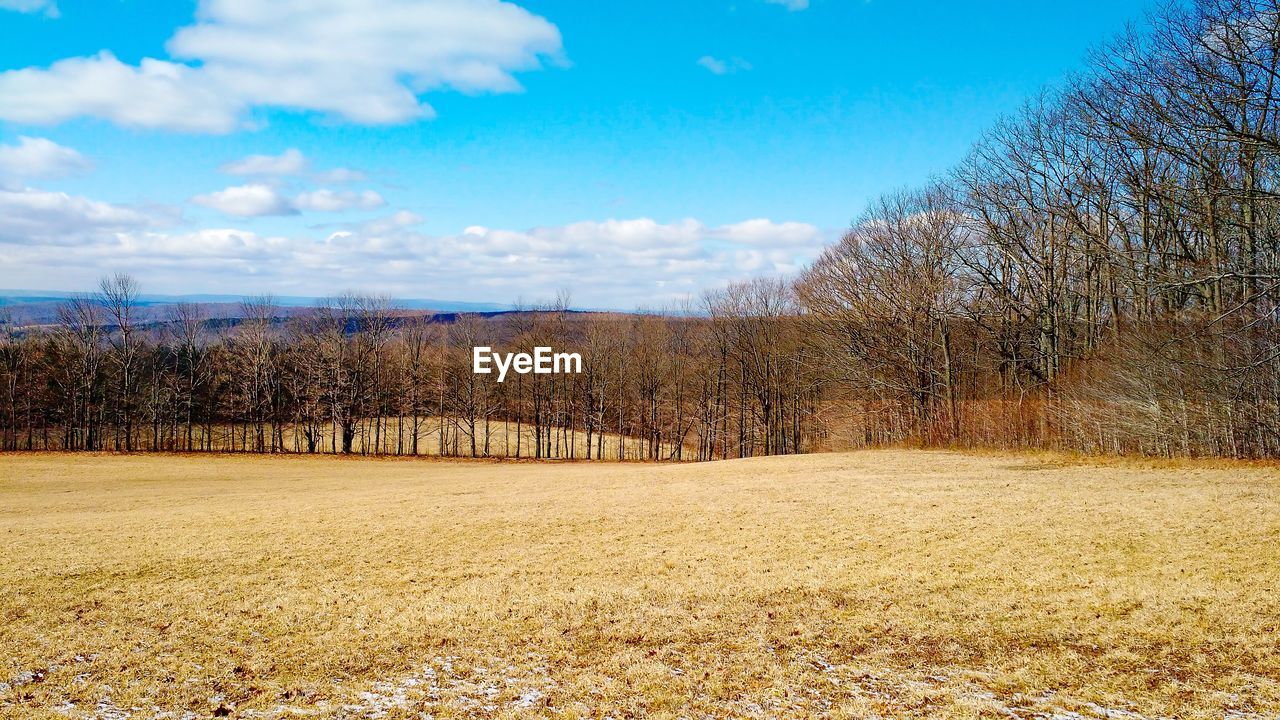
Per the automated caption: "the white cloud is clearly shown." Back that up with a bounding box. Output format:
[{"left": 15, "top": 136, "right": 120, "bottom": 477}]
[
  {"left": 697, "top": 56, "right": 752, "bottom": 75},
  {"left": 117, "top": 228, "right": 291, "bottom": 260},
  {"left": 0, "top": 0, "right": 58, "bottom": 17},
  {"left": 192, "top": 184, "right": 296, "bottom": 217},
  {"left": 220, "top": 148, "right": 309, "bottom": 176},
  {"left": 0, "top": 0, "right": 563, "bottom": 133},
  {"left": 192, "top": 183, "right": 386, "bottom": 216},
  {"left": 0, "top": 137, "right": 91, "bottom": 183},
  {"left": 0, "top": 190, "right": 827, "bottom": 307},
  {"left": 713, "top": 218, "right": 822, "bottom": 246},
  {"left": 0, "top": 187, "right": 154, "bottom": 244},
  {"left": 292, "top": 189, "right": 385, "bottom": 212},
  {"left": 765, "top": 0, "right": 809, "bottom": 10},
  {"left": 356, "top": 211, "right": 426, "bottom": 235},
  {"left": 313, "top": 167, "right": 367, "bottom": 183},
  {"left": 220, "top": 148, "right": 368, "bottom": 184},
  {"left": 0, "top": 53, "right": 237, "bottom": 132}
]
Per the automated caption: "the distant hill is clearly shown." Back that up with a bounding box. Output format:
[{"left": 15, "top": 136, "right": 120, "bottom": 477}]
[{"left": 0, "top": 289, "right": 511, "bottom": 326}]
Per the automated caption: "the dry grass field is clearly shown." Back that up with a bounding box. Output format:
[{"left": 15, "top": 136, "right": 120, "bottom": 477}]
[{"left": 1, "top": 451, "right": 1277, "bottom": 719}]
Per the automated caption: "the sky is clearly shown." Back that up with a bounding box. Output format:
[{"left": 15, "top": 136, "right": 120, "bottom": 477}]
[{"left": 0, "top": 0, "right": 1151, "bottom": 309}]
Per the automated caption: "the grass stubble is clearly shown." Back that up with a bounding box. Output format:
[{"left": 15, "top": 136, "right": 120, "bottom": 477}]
[{"left": 0, "top": 450, "right": 1276, "bottom": 719}]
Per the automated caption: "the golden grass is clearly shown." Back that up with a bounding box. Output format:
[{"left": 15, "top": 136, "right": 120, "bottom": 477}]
[{"left": 0, "top": 451, "right": 1277, "bottom": 719}]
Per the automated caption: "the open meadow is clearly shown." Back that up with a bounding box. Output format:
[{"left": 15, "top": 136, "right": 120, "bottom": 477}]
[{"left": 1, "top": 451, "right": 1277, "bottom": 719}]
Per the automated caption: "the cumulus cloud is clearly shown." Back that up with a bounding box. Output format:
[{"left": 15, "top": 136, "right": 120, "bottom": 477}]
[
  {"left": 192, "top": 183, "right": 386, "bottom": 216},
  {"left": 292, "top": 189, "right": 385, "bottom": 212},
  {"left": 0, "top": 53, "right": 238, "bottom": 132},
  {"left": 2, "top": 206, "right": 827, "bottom": 307},
  {"left": 713, "top": 218, "right": 822, "bottom": 246},
  {"left": 0, "top": 137, "right": 91, "bottom": 184},
  {"left": 191, "top": 184, "right": 296, "bottom": 217},
  {"left": 329, "top": 216, "right": 825, "bottom": 305},
  {"left": 313, "top": 167, "right": 367, "bottom": 183},
  {"left": 697, "top": 56, "right": 752, "bottom": 75},
  {"left": 220, "top": 148, "right": 366, "bottom": 182},
  {"left": 219, "top": 148, "right": 308, "bottom": 176},
  {"left": 0, "top": 0, "right": 58, "bottom": 17},
  {"left": 354, "top": 210, "right": 426, "bottom": 235},
  {"left": 0, "top": 187, "right": 154, "bottom": 244},
  {"left": 116, "top": 228, "right": 292, "bottom": 261},
  {"left": 0, "top": 0, "right": 564, "bottom": 132}
]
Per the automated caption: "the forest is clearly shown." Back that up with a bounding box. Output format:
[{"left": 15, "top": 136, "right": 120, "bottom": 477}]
[
  {"left": 2, "top": 0, "right": 1279, "bottom": 459},
  {"left": 0, "top": 277, "right": 822, "bottom": 460}
]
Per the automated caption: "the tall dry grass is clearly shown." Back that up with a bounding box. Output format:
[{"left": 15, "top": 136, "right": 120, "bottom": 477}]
[{"left": 1, "top": 451, "right": 1277, "bottom": 718}]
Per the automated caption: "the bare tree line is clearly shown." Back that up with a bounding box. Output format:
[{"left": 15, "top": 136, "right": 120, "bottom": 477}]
[
  {"left": 0, "top": 276, "right": 823, "bottom": 460},
  {"left": 4, "top": 0, "right": 1280, "bottom": 459},
  {"left": 800, "top": 0, "right": 1280, "bottom": 457}
]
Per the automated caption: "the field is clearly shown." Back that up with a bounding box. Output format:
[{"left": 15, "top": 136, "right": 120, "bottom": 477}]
[{"left": 1, "top": 452, "right": 1277, "bottom": 719}]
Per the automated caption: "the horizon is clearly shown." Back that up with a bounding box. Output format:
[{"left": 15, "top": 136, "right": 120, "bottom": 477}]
[
  {"left": 0, "top": 286, "right": 514, "bottom": 313},
  {"left": 0, "top": 285, "right": 692, "bottom": 314}
]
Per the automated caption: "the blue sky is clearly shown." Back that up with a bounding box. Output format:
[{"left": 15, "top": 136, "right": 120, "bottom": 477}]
[{"left": 0, "top": 0, "right": 1149, "bottom": 308}]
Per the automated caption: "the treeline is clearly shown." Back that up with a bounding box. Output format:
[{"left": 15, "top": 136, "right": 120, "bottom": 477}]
[
  {"left": 0, "top": 276, "right": 824, "bottom": 460},
  {"left": 5, "top": 0, "right": 1280, "bottom": 460},
  {"left": 800, "top": 0, "right": 1280, "bottom": 457}
]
